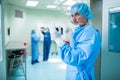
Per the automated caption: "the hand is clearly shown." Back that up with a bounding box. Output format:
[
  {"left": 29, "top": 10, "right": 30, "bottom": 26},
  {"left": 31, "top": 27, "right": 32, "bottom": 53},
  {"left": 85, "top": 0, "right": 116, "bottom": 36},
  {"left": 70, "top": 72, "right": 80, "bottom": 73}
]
[
  {"left": 51, "top": 28, "right": 64, "bottom": 47},
  {"left": 51, "top": 28, "right": 61, "bottom": 40},
  {"left": 62, "top": 27, "right": 71, "bottom": 44}
]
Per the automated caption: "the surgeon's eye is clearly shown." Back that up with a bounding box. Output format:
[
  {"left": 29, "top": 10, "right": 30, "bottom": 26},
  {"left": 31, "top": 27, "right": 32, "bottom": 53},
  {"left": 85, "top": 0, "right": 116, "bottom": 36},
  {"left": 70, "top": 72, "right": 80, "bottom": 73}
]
[{"left": 71, "top": 13, "right": 80, "bottom": 17}]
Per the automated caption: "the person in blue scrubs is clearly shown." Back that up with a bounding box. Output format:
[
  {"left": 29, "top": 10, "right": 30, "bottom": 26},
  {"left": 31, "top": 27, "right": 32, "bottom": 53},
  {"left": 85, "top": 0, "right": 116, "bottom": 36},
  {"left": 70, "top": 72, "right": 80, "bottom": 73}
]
[
  {"left": 31, "top": 30, "right": 40, "bottom": 64},
  {"left": 52, "top": 3, "right": 101, "bottom": 80},
  {"left": 41, "top": 28, "right": 51, "bottom": 61}
]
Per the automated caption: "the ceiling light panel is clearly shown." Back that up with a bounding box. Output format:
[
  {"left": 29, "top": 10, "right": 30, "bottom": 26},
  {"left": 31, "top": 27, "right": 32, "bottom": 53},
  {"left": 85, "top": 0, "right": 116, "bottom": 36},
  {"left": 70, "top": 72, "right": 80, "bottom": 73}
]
[
  {"left": 26, "top": 1, "right": 39, "bottom": 7},
  {"left": 63, "top": 0, "right": 77, "bottom": 6},
  {"left": 59, "top": 0, "right": 66, "bottom": 2},
  {"left": 46, "top": 5, "right": 57, "bottom": 9}
]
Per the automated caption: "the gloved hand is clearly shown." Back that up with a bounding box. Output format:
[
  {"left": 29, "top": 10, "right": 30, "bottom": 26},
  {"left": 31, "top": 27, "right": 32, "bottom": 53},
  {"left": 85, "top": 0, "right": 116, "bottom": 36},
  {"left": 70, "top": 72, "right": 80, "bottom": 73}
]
[
  {"left": 51, "top": 28, "right": 65, "bottom": 47},
  {"left": 62, "top": 27, "right": 72, "bottom": 45}
]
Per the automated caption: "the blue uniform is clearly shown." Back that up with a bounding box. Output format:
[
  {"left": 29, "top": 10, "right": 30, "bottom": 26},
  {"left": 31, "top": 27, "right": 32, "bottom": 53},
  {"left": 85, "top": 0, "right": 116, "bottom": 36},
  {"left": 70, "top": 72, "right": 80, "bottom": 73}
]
[
  {"left": 31, "top": 33, "right": 40, "bottom": 62},
  {"left": 42, "top": 31, "right": 51, "bottom": 61},
  {"left": 59, "top": 23, "right": 101, "bottom": 80}
]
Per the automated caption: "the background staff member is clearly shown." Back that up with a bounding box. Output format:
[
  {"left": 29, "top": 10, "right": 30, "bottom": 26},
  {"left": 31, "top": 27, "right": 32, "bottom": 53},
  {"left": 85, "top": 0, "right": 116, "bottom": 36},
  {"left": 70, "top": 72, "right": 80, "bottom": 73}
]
[
  {"left": 41, "top": 27, "right": 51, "bottom": 61},
  {"left": 31, "top": 30, "right": 40, "bottom": 64}
]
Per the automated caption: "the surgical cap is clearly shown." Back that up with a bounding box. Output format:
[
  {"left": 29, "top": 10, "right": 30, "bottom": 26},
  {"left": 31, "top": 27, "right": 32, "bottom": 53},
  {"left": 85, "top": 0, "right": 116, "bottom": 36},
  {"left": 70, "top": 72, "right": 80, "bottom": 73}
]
[
  {"left": 70, "top": 3, "right": 93, "bottom": 20},
  {"left": 31, "top": 30, "right": 35, "bottom": 34}
]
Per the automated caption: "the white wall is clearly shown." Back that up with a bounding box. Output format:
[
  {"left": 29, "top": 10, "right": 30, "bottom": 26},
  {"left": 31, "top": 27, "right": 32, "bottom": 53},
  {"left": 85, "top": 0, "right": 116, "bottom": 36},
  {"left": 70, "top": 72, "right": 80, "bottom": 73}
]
[
  {"left": 0, "top": 0, "right": 7, "bottom": 80},
  {"left": 5, "top": 4, "right": 72, "bottom": 55},
  {"left": 4, "top": 3, "right": 11, "bottom": 44}
]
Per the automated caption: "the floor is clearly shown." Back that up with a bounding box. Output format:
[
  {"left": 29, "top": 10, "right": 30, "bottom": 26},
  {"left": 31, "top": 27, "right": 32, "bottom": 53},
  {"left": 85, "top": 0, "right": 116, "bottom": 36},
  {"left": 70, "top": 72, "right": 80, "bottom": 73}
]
[{"left": 8, "top": 55, "right": 66, "bottom": 80}]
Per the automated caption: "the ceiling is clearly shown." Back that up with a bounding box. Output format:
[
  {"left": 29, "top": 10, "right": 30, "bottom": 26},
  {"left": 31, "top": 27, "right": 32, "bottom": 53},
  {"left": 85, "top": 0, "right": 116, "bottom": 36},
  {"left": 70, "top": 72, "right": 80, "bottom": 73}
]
[{"left": 6, "top": 0, "right": 90, "bottom": 15}]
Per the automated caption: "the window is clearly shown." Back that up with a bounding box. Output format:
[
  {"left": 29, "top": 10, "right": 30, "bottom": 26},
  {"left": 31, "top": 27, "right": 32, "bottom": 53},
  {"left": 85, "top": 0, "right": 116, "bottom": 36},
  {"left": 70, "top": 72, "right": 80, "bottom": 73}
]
[{"left": 108, "top": 7, "right": 120, "bottom": 53}]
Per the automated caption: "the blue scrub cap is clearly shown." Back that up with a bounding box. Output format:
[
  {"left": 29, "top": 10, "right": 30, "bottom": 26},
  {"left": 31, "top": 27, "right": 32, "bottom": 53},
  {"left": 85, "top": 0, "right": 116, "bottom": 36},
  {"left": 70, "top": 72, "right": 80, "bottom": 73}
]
[
  {"left": 31, "top": 30, "right": 35, "bottom": 34},
  {"left": 70, "top": 3, "right": 93, "bottom": 20}
]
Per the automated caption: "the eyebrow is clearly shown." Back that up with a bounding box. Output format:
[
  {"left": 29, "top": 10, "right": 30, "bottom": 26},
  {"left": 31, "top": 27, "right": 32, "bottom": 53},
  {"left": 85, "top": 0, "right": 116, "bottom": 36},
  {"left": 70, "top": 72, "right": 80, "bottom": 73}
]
[
  {"left": 71, "top": 13, "right": 80, "bottom": 16},
  {"left": 75, "top": 13, "right": 80, "bottom": 15}
]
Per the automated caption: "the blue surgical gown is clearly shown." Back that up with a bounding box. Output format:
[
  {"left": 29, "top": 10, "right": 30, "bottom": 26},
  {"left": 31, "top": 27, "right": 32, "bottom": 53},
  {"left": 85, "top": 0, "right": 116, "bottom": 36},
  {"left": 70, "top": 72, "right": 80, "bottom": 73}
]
[
  {"left": 59, "top": 23, "right": 101, "bottom": 80},
  {"left": 31, "top": 34, "right": 40, "bottom": 61},
  {"left": 42, "top": 31, "right": 51, "bottom": 61}
]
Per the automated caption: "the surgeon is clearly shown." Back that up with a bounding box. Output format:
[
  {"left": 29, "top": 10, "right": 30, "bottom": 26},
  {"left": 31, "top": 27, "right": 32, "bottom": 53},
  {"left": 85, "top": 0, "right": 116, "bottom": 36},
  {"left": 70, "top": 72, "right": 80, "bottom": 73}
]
[
  {"left": 52, "top": 3, "right": 101, "bottom": 80},
  {"left": 41, "top": 27, "right": 51, "bottom": 61},
  {"left": 31, "top": 30, "right": 40, "bottom": 64}
]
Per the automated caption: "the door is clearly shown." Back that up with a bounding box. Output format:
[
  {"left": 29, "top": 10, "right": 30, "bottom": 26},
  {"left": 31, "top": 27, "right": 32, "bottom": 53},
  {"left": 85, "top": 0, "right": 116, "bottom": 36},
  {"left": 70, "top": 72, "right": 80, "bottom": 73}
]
[
  {"left": 101, "top": 7, "right": 120, "bottom": 80},
  {"left": 0, "top": 0, "right": 2, "bottom": 62}
]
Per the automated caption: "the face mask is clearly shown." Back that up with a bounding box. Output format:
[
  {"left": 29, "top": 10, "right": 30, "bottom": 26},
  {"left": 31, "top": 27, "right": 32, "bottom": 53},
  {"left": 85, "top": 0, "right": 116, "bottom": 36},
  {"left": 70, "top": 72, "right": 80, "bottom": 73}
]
[
  {"left": 44, "top": 29, "right": 49, "bottom": 32},
  {"left": 70, "top": 25, "right": 79, "bottom": 32},
  {"left": 71, "top": 19, "right": 83, "bottom": 31}
]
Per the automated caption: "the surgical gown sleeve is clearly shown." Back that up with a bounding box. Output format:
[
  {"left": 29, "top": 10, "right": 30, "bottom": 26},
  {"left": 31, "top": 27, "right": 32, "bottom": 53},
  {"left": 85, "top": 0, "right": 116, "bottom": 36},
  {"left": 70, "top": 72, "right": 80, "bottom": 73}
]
[{"left": 59, "top": 27, "right": 101, "bottom": 68}]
